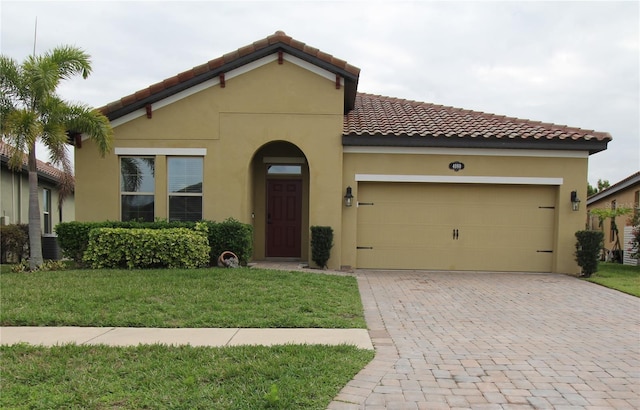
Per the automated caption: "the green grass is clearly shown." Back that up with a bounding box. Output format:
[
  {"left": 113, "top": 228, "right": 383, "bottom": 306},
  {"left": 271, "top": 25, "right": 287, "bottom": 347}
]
[
  {"left": 0, "top": 267, "right": 366, "bottom": 328},
  {"left": 1, "top": 343, "right": 374, "bottom": 409},
  {"left": 586, "top": 262, "right": 640, "bottom": 297}
]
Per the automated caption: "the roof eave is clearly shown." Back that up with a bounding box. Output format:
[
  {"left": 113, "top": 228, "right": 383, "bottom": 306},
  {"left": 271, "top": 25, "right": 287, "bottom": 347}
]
[
  {"left": 342, "top": 134, "right": 609, "bottom": 154},
  {"left": 102, "top": 43, "right": 360, "bottom": 121}
]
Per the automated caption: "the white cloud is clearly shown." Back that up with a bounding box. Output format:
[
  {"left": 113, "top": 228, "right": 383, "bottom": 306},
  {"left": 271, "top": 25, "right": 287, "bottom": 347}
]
[{"left": 2, "top": 0, "right": 638, "bottom": 185}]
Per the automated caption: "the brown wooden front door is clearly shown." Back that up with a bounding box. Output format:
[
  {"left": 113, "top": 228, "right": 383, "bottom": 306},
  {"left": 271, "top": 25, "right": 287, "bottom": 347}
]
[{"left": 266, "top": 179, "right": 302, "bottom": 257}]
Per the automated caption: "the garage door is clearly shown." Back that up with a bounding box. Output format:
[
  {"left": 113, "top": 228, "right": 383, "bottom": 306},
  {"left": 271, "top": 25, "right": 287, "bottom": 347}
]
[{"left": 356, "top": 183, "right": 556, "bottom": 272}]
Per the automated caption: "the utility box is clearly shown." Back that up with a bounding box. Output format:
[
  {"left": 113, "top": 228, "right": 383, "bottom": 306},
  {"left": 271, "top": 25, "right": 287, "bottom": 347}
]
[{"left": 42, "top": 234, "right": 61, "bottom": 260}]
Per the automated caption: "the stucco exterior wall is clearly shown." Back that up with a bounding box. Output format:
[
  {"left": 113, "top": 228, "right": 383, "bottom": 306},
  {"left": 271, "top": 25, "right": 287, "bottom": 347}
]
[
  {"left": 0, "top": 167, "right": 74, "bottom": 231},
  {"left": 75, "top": 59, "right": 345, "bottom": 268},
  {"left": 341, "top": 150, "right": 589, "bottom": 274}
]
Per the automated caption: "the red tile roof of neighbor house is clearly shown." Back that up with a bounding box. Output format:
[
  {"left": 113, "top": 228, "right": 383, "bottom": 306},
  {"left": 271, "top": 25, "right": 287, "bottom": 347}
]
[
  {"left": 0, "top": 140, "right": 71, "bottom": 184},
  {"left": 95, "top": 31, "right": 611, "bottom": 153}
]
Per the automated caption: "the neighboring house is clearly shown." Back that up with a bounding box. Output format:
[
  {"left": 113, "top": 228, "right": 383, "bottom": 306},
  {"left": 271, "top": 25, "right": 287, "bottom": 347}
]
[
  {"left": 587, "top": 171, "right": 640, "bottom": 265},
  {"left": 72, "top": 31, "right": 610, "bottom": 274},
  {"left": 0, "top": 140, "right": 75, "bottom": 235}
]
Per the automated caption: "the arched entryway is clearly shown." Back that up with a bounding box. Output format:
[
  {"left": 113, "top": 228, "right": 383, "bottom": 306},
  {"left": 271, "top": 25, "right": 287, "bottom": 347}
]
[{"left": 250, "top": 141, "right": 309, "bottom": 261}]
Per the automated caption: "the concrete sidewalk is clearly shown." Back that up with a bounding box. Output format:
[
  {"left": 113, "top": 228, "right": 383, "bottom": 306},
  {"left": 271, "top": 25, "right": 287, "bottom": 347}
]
[{"left": 0, "top": 326, "right": 373, "bottom": 349}]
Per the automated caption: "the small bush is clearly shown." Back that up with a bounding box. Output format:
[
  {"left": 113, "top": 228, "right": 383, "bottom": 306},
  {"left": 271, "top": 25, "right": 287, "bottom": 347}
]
[
  {"left": 206, "top": 218, "right": 253, "bottom": 265},
  {"left": 310, "top": 226, "right": 334, "bottom": 268},
  {"left": 0, "top": 224, "right": 29, "bottom": 263},
  {"left": 83, "top": 227, "right": 209, "bottom": 269},
  {"left": 575, "top": 230, "right": 604, "bottom": 277}
]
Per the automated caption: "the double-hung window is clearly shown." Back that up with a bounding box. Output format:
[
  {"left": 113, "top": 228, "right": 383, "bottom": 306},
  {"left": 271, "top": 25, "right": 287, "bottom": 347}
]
[
  {"left": 168, "top": 157, "right": 203, "bottom": 221},
  {"left": 120, "top": 157, "right": 155, "bottom": 222},
  {"left": 43, "top": 188, "right": 52, "bottom": 234}
]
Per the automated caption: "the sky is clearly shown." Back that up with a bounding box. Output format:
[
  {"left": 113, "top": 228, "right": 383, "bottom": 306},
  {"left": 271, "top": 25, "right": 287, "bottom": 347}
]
[{"left": 1, "top": 0, "right": 638, "bottom": 188}]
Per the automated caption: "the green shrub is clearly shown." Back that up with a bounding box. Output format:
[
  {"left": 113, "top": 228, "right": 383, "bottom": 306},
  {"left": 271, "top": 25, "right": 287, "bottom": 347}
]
[
  {"left": 56, "top": 220, "right": 196, "bottom": 264},
  {"left": 310, "top": 226, "right": 334, "bottom": 268},
  {"left": 83, "top": 227, "right": 209, "bottom": 269},
  {"left": 206, "top": 218, "right": 253, "bottom": 265},
  {"left": 575, "top": 230, "right": 604, "bottom": 277},
  {"left": 0, "top": 224, "right": 29, "bottom": 263}
]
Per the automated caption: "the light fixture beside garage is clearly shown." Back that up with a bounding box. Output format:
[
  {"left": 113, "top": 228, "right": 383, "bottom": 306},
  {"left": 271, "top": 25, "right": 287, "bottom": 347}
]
[
  {"left": 570, "top": 191, "right": 581, "bottom": 211},
  {"left": 344, "top": 186, "right": 354, "bottom": 207}
]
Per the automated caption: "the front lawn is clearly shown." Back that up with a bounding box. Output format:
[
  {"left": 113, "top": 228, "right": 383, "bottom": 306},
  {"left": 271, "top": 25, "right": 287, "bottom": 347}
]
[
  {"left": 1, "top": 343, "right": 374, "bottom": 409},
  {"left": 586, "top": 262, "right": 640, "bottom": 297},
  {"left": 0, "top": 267, "right": 366, "bottom": 328}
]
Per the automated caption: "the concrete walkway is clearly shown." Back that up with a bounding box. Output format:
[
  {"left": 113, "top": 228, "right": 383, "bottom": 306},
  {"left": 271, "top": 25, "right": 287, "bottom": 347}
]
[
  {"left": 328, "top": 270, "right": 640, "bottom": 410},
  {"left": 0, "top": 326, "right": 372, "bottom": 349}
]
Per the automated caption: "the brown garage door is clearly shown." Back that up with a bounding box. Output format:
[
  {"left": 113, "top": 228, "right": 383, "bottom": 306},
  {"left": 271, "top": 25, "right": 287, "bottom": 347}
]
[{"left": 356, "top": 183, "right": 556, "bottom": 272}]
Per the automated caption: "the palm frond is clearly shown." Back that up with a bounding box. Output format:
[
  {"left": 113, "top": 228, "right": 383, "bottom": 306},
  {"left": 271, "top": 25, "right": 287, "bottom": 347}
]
[{"left": 63, "top": 104, "right": 113, "bottom": 156}]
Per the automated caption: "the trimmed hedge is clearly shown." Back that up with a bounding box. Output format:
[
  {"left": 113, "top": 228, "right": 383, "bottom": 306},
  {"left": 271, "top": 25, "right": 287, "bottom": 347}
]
[
  {"left": 575, "top": 230, "right": 604, "bottom": 277},
  {"left": 83, "top": 226, "right": 209, "bottom": 269},
  {"left": 310, "top": 226, "right": 334, "bottom": 268},
  {"left": 56, "top": 218, "right": 253, "bottom": 266}
]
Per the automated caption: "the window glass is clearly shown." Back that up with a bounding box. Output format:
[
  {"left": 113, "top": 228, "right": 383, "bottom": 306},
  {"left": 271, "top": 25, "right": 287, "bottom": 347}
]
[
  {"left": 267, "top": 165, "right": 301, "bottom": 175},
  {"left": 120, "top": 157, "right": 155, "bottom": 222},
  {"left": 168, "top": 157, "right": 203, "bottom": 221}
]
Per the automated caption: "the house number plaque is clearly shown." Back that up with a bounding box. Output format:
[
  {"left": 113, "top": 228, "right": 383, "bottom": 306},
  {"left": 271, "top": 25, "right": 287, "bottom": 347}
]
[{"left": 449, "top": 161, "right": 465, "bottom": 172}]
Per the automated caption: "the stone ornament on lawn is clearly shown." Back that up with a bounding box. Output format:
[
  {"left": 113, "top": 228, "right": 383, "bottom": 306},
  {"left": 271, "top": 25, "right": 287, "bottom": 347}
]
[{"left": 218, "top": 251, "right": 239, "bottom": 268}]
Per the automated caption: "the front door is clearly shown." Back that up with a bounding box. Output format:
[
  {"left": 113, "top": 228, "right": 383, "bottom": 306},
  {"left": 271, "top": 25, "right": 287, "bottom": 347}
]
[{"left": 266, "top": 179, "right": 302, "bottom": 257}]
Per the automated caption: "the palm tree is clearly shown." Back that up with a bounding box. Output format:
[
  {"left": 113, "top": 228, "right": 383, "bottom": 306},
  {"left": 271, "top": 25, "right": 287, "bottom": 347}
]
[{"left": 1, "top": 45, "right": 113, "bottom": 270}]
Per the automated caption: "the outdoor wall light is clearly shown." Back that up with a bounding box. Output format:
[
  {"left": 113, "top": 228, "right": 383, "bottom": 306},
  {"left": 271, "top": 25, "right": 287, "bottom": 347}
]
[
  {"left": 570, "top": 190, "right": 581, "bottom": 211},
  {"left": 344, "top": 186, "right": 354, "bottom": 207}
]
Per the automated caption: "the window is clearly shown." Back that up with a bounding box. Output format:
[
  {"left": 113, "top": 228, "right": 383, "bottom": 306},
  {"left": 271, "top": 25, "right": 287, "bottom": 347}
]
[
  {"left": 120, "top": 157, "right": 155, "bottom": 222},
  {"left": 267, "top": 165, "right": 302, "bottom": 175},
  {"left": 43, "top": 189, "right": 52, "bottom": 234},
  {"left": 168, "top": 157, "right": 203, "bottom": 221}
]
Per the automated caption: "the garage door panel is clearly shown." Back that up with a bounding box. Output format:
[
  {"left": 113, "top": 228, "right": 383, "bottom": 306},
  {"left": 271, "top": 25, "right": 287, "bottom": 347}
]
[{"left": 356, "top": 183, "right": 556, "bottom": 272}]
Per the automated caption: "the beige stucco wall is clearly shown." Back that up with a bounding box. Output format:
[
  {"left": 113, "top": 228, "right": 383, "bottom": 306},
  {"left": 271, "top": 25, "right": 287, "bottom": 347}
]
[
  {"left": 341, "top": 151, "right": 589, "bottom": 274},
  {"left": 75, "top": 59, "right": 345, "bottom": 268}
]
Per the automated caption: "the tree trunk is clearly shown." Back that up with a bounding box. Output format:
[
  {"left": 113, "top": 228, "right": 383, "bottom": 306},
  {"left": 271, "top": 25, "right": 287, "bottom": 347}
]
[{"left": 28, "top": 146, "right": 43, "bottom": 270}]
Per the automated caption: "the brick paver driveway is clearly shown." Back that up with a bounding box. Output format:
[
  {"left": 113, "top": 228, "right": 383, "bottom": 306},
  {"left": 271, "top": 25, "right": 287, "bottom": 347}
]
[{"left": 329, "top": 271, "right": 640, "bottom": 409}]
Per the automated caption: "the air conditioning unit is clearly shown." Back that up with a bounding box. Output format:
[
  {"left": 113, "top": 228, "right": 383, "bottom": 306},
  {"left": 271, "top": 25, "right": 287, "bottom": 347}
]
[{"left": 0, "top": 216, "right": 10, "bottom": 226}]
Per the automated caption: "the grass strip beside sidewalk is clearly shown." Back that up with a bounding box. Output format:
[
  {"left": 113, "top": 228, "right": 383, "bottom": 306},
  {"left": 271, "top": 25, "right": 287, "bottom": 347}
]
[
  {"left": 1, "top": 343, "right": 374, "bottom": 409},
  {"left": 0, "top": 268, "right": 366, "bottom": 328}
]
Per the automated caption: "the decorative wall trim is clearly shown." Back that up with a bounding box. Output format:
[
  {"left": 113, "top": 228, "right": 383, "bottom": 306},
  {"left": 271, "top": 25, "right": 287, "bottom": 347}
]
[
  {"left": 263, "top": 157, "right": 307, "bottom": 164},
  {"left": 343, "top": 146, "right": 588, "bottom": 158},
  {"left": 355, "top": 174, "right": 563, "bottom": 185},
  {"left": 115, "top": 148, "right": 207, "bottom": 156}
]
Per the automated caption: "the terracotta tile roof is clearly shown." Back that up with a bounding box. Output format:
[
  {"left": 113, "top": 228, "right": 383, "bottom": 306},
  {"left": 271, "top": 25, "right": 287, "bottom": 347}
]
[
  {"left": 0, "top": 140, "right": 71, "bottom": 184},
  {"left": 343, "top": 93, "right": 612, "bottom": 153},
  {"left": 99, "top": 31, "right": 360, "bottom": 119}
]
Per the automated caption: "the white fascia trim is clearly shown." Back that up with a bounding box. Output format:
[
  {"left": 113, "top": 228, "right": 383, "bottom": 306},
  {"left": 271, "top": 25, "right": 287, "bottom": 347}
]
[
  {"left": 355, "top": 174, "right": 563, "bottom": 185},
  {"left": 343, "top": 146, "right": 588, "bottom": 158},
  {"left": 115, "top": 148, "right": 207, "bottom": 156},
  {"left": 108, "top": 53, "right": 341, "bottom": 129}
]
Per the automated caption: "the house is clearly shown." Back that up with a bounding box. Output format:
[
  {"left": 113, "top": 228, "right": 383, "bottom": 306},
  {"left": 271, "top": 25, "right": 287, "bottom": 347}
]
[
  {"left": 0, "top": 140, "right": 75, "bottom": 232},
  {"left": 72, "top": 31, "right": 611, "bottom": 274},
  {"left": 587, "top": 172, "right": 640, "bottom": 265}
]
